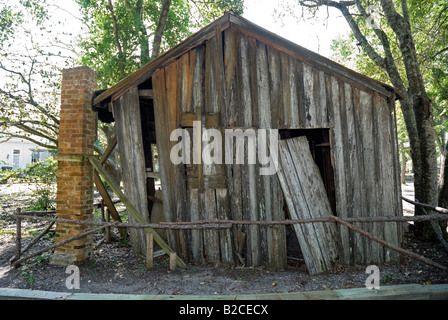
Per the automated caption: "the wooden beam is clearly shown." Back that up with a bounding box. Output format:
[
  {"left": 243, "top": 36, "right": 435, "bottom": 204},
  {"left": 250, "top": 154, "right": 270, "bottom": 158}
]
[
  {"left": 146, "top": 171, "right": 160, "bottom": 179},
  {"left": 89, "top": 156, "right": 187, "bottom": 268},
  {"left": 181, "top": 112, "right": 220, "bottom": 128},
  {"left": 139, "top": 89, "right": 153, "bottom": 99},
  {"left": 93, "top": 171, "right": 126, "bottom": 239},
  {"left": 99, "top": 136, "right": 117, "bottom": 165}
]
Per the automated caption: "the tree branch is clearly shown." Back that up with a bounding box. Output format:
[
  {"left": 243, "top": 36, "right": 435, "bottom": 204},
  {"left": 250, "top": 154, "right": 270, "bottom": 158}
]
[
  {"left": 353, "top": 0, "right": 406, "bottom": 92},
  {"left": 380, "top": 0, "right": 425, "bottom": 95},
  {"left": 0, "top": 130, "right": 57, "bottom": 149},
  {"left": 151, "top": 0, "right": 172, "bottom": 59},
  {"left": 106, "top": 0, "right": 126, "bottom": 78}
]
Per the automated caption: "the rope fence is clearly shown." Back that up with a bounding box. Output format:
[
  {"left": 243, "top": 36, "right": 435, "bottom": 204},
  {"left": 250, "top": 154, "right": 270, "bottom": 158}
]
[{"left": 5, "top": 196, "right": 448, "bottom": 271}]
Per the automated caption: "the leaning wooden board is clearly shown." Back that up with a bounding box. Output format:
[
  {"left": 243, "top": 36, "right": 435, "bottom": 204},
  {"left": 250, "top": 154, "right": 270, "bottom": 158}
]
[{"left": 276, "top": 136, "right": 340, "bottom": 275}]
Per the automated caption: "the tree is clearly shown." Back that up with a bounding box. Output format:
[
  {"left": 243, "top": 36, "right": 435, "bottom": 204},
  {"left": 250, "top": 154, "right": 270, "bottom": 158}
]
[
  {"left": 77, "top": 0, "right": 244, "bottom": 88},
  {"left": 296, "top": 0, "right": 445, "bottom": 240},
  {"left": 0, "top": 0, "right": 79, "bottom": 150}
]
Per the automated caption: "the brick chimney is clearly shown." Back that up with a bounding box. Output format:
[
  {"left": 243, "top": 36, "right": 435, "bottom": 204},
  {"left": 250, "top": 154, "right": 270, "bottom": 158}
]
[{"left": 50, "top": 66, "right": 97, "bottom": 266}]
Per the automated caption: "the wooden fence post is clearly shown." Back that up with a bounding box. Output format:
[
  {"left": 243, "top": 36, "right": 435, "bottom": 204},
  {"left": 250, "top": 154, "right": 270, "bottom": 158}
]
[
  {"left": 146, "top": 233, "right": 154, "bottom": 270},
  {"left": 170, "top": 253, "right": 177, "bottom": 271}
]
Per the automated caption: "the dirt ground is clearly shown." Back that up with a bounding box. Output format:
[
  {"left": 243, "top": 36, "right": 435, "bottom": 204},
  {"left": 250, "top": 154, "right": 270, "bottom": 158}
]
[{"left": 0, "top": 181, "right": 447, "bottom": 296}]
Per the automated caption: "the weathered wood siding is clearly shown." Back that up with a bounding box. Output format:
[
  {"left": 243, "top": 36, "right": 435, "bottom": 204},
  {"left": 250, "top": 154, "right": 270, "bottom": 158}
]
[
  {"left": 150, "top": 25, "right": 402, "bottom": 268},
  {"left": 113, "top": 88, "right": 150, "bottom": 255}
]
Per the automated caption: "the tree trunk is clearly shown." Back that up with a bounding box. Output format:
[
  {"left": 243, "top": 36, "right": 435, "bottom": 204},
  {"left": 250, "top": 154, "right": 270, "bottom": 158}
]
[
  {"left": 439, "top": 142, "right": 448, "bottom": 208},
  {"left": 380, "top": 0, "right": 439, "bottom": 240},
  {"left": 401, "top": 144, "right": 406, "bottom": 185},
  {"left": 151, "top": 0, "right": 172, "bottom": 59},
  {"left": 437, "top": 141, "right": 448, "bottom": 240},
  {"left": 403, "top": 94, "right": 440, "bottom": 240}
]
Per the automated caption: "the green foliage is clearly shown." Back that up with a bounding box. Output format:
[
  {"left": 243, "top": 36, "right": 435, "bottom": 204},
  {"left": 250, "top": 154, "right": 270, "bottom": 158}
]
[
  {"left": 77, "top": 0, "right": 244, "bottom": 89},
  {"left": 329, "top": 0, "right": 448, "bottom": 156},
  {"left": 1, "top": 158, "right": 57, "bottom": 210},
  {"left": 0, "top": 0, "right": 78, "bottom": 150}
]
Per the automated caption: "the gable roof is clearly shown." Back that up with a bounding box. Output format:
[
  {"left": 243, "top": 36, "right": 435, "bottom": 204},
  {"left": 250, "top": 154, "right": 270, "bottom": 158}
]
[{"left": 93, "top": 12, "right": 401, "bottom": 108}]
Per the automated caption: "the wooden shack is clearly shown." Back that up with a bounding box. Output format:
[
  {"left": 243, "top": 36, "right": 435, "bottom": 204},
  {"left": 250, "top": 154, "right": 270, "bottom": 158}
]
[{"left": 92, "top": 12, "right": 403, "bottom": 274}]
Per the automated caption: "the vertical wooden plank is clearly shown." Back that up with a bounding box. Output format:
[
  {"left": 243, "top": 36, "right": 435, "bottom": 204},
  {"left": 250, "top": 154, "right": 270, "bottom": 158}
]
[
  {"left": 358, "top": 90, "right": 382, "bottom": 264},
  {"left": 244, "top": 36, "right": 261, "bottom": 266},
  {"left": 179, "top": 52, "right": 192, "bottom": 113},
  {"left": 325, "top": 73, "right": 334, "bottom": 126},
  {"left": 165, "top": 60, "right": 186, "bottom": 256},
  {"left": 303, "top": 63, "right": 316, "bottom": 128},
  {"left": 214, "top": 26, "right": 226, "bottom": 115},
  {"left": 239, "top": 33, "right": 252, "bottom": 127},
  {"left": 224, "top": 29, "right": 243, "bottom": 263},
  {"left": 353, "top": 87, "right": 368, "bottom": 264},
  {"left": 165, "top": 60, "right": 180, "bottom": 129},
  {"left": 256, "top": 41, "right": 271, "bottom": 129},
  {"left": 224, "top": 28, "right": 239, "bottom": 126},
  {"left": 288, "top": 56, "right": 301, "bottom": 128},
  {"left": 248, "top": 37, "right": 259, "bottom": 127},
  {"left": 203, "top": 188, "right": 220, "bottom": 264},
  {"left": 153, "top": 69, "right": 180, "bottom": 254},
  {"left": 280, "top": 52, "right": 291, "bottom": 128},
  {"left": 114, "top": 87, "right": 150, "bottom": 256},
  {"left": 319, "top": 71, "right": 328, "bottom": 127},
  {"left": 216, "top": 188, "right": 235, "bottom": 264},
  {"left": 344, "top": 83, "right": 364, "bottom": 265},
  {"left": 242, "top": 143, "right": 260, "bottom": 266},
  {"left": 267, "top": 171, "right": 287, "bottom": 270},
  {"left": 192, "top": 46, "right": 205, "bottom": 113},
  {"left": 189, "top": 188, "right": 204, "bottom": 262},
  {"left": 188, "top": 45, "right": 206, "bottom": 263},
  {"left": 376, "top": 94, "right": 400, "bottom": 263},
  {"left": 205, "top": 38, "right": 217, "bottom": 113},
  {"left": 257, "top": 41, "right": 284, "bottom": 268},
  {"left": 329, "top": 76, "right": 350, "bottom": 265},
  {"left": 268, "top": 46, "right": 284, "bottom": 129}
]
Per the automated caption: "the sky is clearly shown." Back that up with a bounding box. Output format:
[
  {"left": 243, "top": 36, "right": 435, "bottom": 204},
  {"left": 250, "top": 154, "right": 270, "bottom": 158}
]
[
  {"left": 243, "top": 0, "right": 351, "bottom": 58},
  {"left": 57, "top": 0, "right": 352, "bottom": 60}
]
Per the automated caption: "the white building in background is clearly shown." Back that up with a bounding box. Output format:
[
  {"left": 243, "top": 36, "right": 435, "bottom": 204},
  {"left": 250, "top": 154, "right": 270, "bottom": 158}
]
[{"left": 0, "top": 137, "right": 52, "bottom": 170}]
